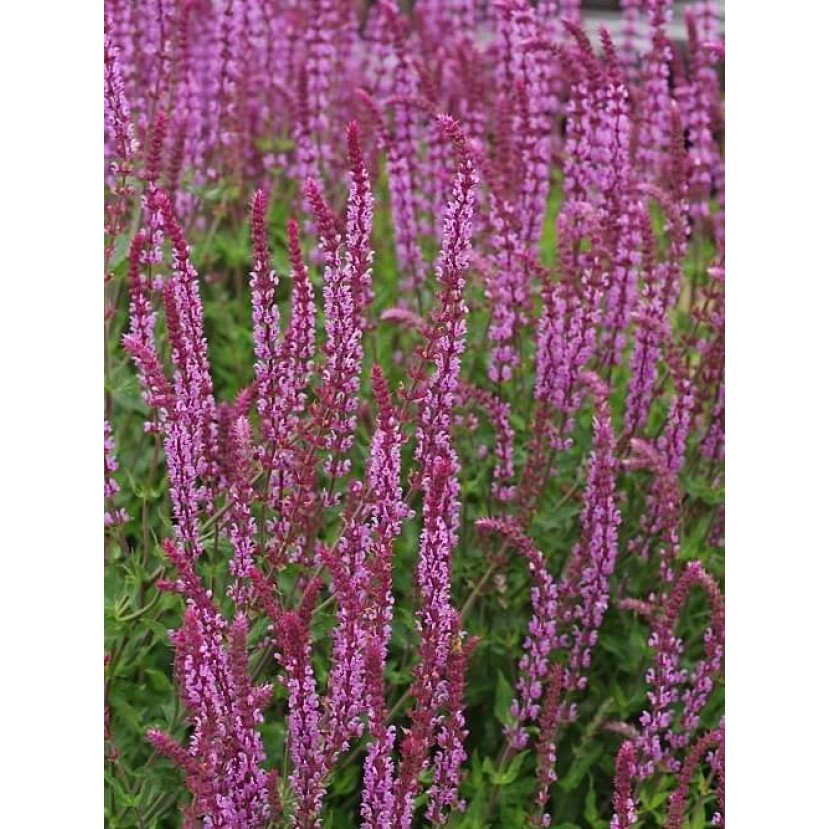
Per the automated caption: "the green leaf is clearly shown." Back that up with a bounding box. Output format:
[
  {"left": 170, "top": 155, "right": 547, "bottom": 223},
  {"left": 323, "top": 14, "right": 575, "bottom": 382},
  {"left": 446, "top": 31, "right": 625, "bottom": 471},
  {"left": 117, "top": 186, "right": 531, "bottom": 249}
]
[
  {"left": 329, "top": 762, "right": 359, "bottom": 797},
  {"left": 498, "top": 805, "right": 529, "bottom": 826},
  {"left": 558, "top": 744, "right": 604, "bottom": 793},
  {"left": 494, "top": 671, "right": 515, "bottom": 727},
  {"left": 584, "top": 775, "right": 607, "bottom": 829},
  {"left": 638, "top": 777, "right": 670, "bottom": 814},
  {"left": 142, "top": 618, "right": 172, "bottom": 645},
  {"left": 689, "top": 800, "right": 708, "bottom": 829},
  {"left": 494, "top": 751, "right": 527, "bottom": 786},
  {"left": 144, "top": 668, "right": 172, "bottom": 694},
  {"left": 460, "top": 786, "right": 490, "bottom": 827},
  {"left": 681, "top": 473, "right": 725, "bottom": 506}
]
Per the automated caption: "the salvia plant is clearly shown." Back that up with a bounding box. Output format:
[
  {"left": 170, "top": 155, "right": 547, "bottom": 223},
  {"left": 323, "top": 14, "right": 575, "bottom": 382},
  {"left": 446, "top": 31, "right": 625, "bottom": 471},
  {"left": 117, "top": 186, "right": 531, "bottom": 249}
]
[{"left": 104, "top": 1, "right": 725, "bottom": 827}]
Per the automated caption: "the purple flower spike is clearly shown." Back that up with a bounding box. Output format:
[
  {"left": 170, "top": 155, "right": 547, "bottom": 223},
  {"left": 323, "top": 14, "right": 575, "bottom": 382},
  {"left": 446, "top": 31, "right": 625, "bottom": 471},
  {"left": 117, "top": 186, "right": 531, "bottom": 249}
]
[
  {"left": 149, "top": 542, "right": 272, "bottom": 828},
  {"left": 476, "top": 517, "right": 559, "bottom": 748},
  {"left": 636, "top": 562, "right": 725, "bottom": 778},
  {"left": 104, "top": 420, "right": 128, "bottom": 528},
  {"left": 559, "top": 373, "right": 620, "bottom": 707},
  {"left": 610, "top": 741, "right": 638, "bottom": 829}
]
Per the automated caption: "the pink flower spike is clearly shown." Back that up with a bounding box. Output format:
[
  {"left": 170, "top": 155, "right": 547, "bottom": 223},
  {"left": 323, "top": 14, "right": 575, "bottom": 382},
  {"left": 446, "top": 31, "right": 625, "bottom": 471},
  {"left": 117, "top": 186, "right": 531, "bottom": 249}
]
[{"left": 610, "top": 741, "right": 638, "bottom": 829}]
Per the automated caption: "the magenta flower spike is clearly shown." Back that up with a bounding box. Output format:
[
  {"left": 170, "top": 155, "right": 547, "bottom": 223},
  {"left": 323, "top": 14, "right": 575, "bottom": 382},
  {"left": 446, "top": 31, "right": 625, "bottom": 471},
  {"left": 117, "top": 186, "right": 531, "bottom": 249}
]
[
  {"left": 258, "top": 216, "right": 316, "bottom": 522},
  {"left": 637, "top": 0, "right": 673, "bottom": 178},
  {"left": 624, "top": 219, "right": 664, "bottom": 438},
  {"left": 277, "top": 585, "right": 328, "bottom": 829},
  {"left": 625, "top": 438, "right": 682, "bottom": 583},
  {"left": 458, "top": 384, "right": 516, "bottom": 502},
  {"left": 325, "top": 364, "right": 412, "bottom": 766},
  {"left": 361, "top": 374, "right": 412, "bottom": 829},
  {"left": 124, "top": 231, "right": 173, "bottom": 429},
  {"left": 364, "top": 366, "right": 412, "bottom": 656},
  {"left": 665, "top": 724, "right": 724, "bottom": 829},
  {"left": 282, "top": 218, "right": 318, "bottom": 404},
  {"left": 658, "top": 335, "right": 696, "bottom": 477},
  {"left": 534, "top": 202, "right": 606, "bottom": 450},
  {"left": 104, "top": 420, "right": 128, "bottom": 528},
  {"left": 359, "top": 368, "right": 411, "bottom": 827},
  {"left": 389, "top": 120, "right": 478, "bottom": 826},
  {"left": 164, "top": 404, "right": 209, "bottom": 560},
  {"left": 681, "top": 7, "right": 722, "bottom": 225},
  {"left": 619, "top": 0, "right": 643, "bottom": 78},
  {"left": 425, "top": 612, "right": 476, "bottom": 825},
  {"left": 265, "top": 217, "right": 317, "bottom": 513},
  {"left": 559, "top": 373, "right": 620, "bottom": 707},
  {"left": 104, "top": 8, "right": 140, "bottom": 265},
  {"left": 610, "top": 741, "right": 638, "bottom": 829},
  {"left": 305, "top": 0, "right": 338, "bottom": 177},
  {"left": 636, "top": 562, "right": 725, "bottom": 778},
  {"left": 156, "top": 189, "right": 219, "bottom": 486},
  {"left": 560, "top": 25, "right": 644, "bottom": 369},
  {"left": 392, "top": 458, "right": 454, "bottom": 828},
  {"left": 224, "top": 415, "right": 257, "bottom": 607},
  {"left": 104, "top": 11, "right": 138, "bottom": 183},
  {"left": 122, "top": 331, "right": 174, "bottom": 428},
  {"left": 476, "top": 517, "right": 559, "bottom": 749},
  {"left": 596, "top": 31, "right": 644, "bottom": 368},
  {"left": 533, "top": 663, "right": 565, "bottom": 827},
  {"left": 309, "top": 122, "right": 374, "bottom": 489},
  {"left": 125, "top": 190, "right": 219, "bottom": 558},
  {"left": 149, "top": 541, "right": 272, "bottom": 828},
  {"left": 137, "top": 109, "right": 169, "bottom": 271},
  {"left": 249, "top": 188, "right": 281, "bottom": 453},
  {"left": 414, "top": 115, "right": 478, "bottom": 489},
  {"left": 322, "top": 525, "right": 371, "bottom": 757},
  {"left": 516, "top": 27, "right": 557, "bottom": 257},
  {"left": 486, "top": 192, "right": 526, "bottom": 383},
  {"left": 360, "top": 638, "right": 397, "bottom": 828},
  {"left": 375, "top": 1, "right": 425, "bottom": 296},
  {"left": 494, "top": 0, "right": 556, "bottom": 248}
]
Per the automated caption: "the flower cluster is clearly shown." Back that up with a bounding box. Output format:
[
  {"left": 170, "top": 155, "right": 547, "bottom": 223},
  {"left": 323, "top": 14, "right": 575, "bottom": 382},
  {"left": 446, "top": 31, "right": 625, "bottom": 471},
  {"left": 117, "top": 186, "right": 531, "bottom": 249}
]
[
  {"left": 103, "top": 419, "right": 128, "bottom": 528},
  {"left": 560, "top": 373, "right": 621, "bottom": 705},
  {"left": 637, "top": 561, "right": 725, "bottom": 778},
  {"left": 477, "top": 517, "right": 560, "bottom": 750},
  {"left": 610, "top": 741, "right": 638, "bottom": 829},
  {"left": 148, "top": 541, "right": 273, "bottom": 828}
]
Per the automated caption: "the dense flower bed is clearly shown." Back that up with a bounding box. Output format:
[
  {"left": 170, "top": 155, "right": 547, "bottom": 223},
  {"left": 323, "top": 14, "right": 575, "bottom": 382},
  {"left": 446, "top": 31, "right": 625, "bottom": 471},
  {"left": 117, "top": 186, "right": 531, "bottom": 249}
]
[{"left": 104, "top": 1, "right": 725, "bottom": 826}]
